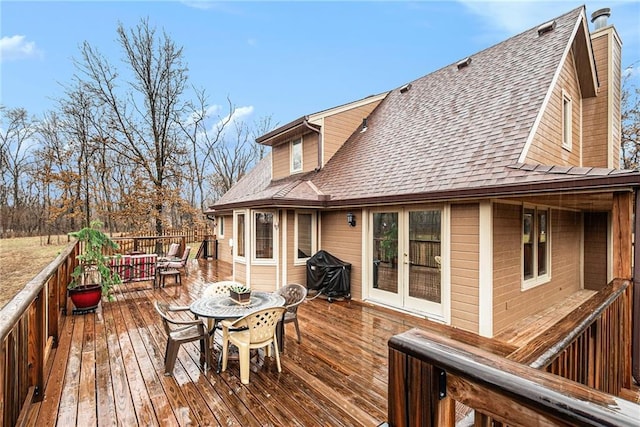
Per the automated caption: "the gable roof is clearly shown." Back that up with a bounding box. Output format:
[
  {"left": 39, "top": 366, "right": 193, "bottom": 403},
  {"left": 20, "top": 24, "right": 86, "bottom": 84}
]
[{"left": 208, "top": 6, "right": 639, "bottom": 213}]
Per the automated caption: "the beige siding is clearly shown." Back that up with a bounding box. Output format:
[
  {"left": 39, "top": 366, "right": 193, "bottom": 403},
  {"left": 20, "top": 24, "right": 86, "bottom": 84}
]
[
  {"left": 272, "top": 143, "right": 289, "bottom": 180},
  {"left": 323, "top": 101, "right": 382, "bottom": 165},
  {"left": 583, "top": 29, "right": 621, "bottom": 168},
  {"left": 285, "top": 210, "right": 308, "bottom": 285},
  {"left": 234, "top": 262, "right": 246, "bottom": 284},
  {"left": 216, "top": 215, "right": 233, "bottom": 264},
  {"left": 611, "top": 33, "right": 621, "bottom": 168},
  {"left": 302, "top": 133, "right": 319, "bottom": 174},
  {"left": 319, "top": 210, "right": 362, "bottom": 300},
  {"left": 249, "top": 264, "right": 278, "bottom": 292},
  {"left": 450, "top": 204, "right": 480, "bottom": 333},
  {"left": 492, "top": 204, "right": 582, "bottom": 335},
  {"left": 583, "top": 33, "right": 610, "bottom": 167},
  {"left": 525, "top": 50, "right": 582, "bottom": 166},
  {"left": 584, "top": 212, "right": 608, "bottom": 290}
]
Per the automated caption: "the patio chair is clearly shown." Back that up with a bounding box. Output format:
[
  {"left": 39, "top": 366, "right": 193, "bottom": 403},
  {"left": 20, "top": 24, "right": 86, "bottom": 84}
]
[
  {"left": 155, "top": 246, "right": 191, "bottom": 287},
  {"left": 202, "top": 280, "right": 245, "bottom": 297},
  {"left": 202, "top": 280, "right": 249, "bottom": 340},
  {"left": 158, "top": 243, "right": 180, "bottom": 261},
  {"left": 275, "top": 283, "right": 307, "bottom": 343},
  {"left": 154, "top": 301, "right": 210, "bottom": 376},
  {"left": 220, "top": 306, "right": 286, "bottom": 384}
]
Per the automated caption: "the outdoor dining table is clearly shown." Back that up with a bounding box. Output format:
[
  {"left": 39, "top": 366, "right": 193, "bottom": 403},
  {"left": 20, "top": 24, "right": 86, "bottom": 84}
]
[{"left": 189, "top": 291, "right": 286, "bottom": 372}]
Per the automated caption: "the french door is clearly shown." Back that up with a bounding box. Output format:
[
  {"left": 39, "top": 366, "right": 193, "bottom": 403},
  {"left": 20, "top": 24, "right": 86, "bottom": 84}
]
[{"left": 369, "top": 207, "right": 447, "bottom": 320}]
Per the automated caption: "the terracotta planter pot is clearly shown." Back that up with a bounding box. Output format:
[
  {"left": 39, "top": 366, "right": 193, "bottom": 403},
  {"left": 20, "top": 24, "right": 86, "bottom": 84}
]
[{"left": 69, "top": 284, "right": 102, "bottom": 313}]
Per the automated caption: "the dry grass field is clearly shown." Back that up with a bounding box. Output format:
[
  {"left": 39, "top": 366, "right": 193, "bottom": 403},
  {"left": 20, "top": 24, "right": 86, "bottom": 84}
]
[{"left": 0, "top": 235, "right": 71, "bottom": 309}]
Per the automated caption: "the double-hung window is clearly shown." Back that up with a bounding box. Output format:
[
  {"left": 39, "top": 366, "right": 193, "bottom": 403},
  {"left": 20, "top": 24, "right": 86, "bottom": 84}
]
[
  {"left": 254, "top": 211, "right": 274, "bottom": 262},
  {"left": 291, "top": 138, "right": 302, "bottom": 173},
  {"left": 522, "top": 206, "right": 550, "bottom": 289},
  {"left": 218, "top": 217, "right": 224, "bottom": 238},
  {"left": 235, "top": 213, "right": 245, "bottom": 259},
  {"left": 295, "top": 212, "right": 315, "bottom": 264}
]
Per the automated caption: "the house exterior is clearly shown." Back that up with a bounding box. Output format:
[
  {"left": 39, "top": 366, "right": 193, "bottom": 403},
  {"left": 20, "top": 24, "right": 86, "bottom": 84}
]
[{"left": 206, "top": 6, "right": 639, "bottom": 340}]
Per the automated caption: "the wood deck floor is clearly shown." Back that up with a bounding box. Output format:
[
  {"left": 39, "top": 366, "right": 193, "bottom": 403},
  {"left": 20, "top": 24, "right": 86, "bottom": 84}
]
[{"left": 27, "top": 259, "right": 452, "bottom": 427}]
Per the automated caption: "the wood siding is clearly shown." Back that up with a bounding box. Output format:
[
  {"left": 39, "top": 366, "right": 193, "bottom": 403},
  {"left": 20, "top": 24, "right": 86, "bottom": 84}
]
[
  {"left": 450, "top": 203, "right": 480, "bottom": 333},
  {"left": 319, "top": 210, "right": 363, "bottom": 300},
  {"left": 583, "top": 28, "right": 621, "bottom": 168},
  {"left": 271, "top": 133, "right": 319, "bottom": 180},
  {"left": 233, "top": 262, "right": 246, "bottom": 284},
  {"left": 492, "top": 203, "right": 582, "bottom": 335},
  {"left": 271, "top": 142, "right": 289, "bottom": 180},
  {"left": 216, "top": 215, "right": 233, "bottom": 264},
  {"left": 525, "top": 50, "right": 582, "bottom": 166},
  {"left": 584, "top": 212, "right": 608, "bottom": 290},
  {"left": 285, "top": 210, "right": 308, "bottom": 286},
  {"left": 323, "top": 101, "right": 382, "bottom": 166},
  {"left": 303, "top": 133, "right": 319, "bottom": 174},
  {"left": 248, "top": 264, "right": 278, "bottom": 291}
]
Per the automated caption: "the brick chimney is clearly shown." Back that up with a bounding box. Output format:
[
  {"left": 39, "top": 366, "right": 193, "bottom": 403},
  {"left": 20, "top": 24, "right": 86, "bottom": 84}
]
[{"left": 582, "top": 8, "right": 622, "bottom": 169}]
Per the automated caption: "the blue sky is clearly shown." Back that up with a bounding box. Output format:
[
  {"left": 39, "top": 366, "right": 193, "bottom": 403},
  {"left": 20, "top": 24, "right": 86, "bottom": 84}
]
[{"left": 1, "top": 1, "right": 639, "bottom": 129}]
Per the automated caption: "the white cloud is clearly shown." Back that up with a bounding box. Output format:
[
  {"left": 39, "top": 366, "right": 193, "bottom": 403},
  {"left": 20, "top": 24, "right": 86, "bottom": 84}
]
[
  {"left": 180, "top": 0, "right": 215, "bottom": 10},
  {"left": 0, "top": 35, "right": 43, "bottom": 62}
]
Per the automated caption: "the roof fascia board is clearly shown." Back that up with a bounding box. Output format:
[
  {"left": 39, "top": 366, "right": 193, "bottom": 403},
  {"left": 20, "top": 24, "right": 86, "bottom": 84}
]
[
  {"left": 307, "top": 92, "right": 388, "bottom": 125},
  {"left": 518, "top": 10, "right": 586, "bottom": 163},
  {"left": 211, "top": 174, "right": 638, "bottom": 212}
]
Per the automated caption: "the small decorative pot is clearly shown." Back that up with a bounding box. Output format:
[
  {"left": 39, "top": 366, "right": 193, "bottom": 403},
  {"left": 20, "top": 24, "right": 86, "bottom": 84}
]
[{"left": 230, "top": 289, "right": 251, "bottom": 305}]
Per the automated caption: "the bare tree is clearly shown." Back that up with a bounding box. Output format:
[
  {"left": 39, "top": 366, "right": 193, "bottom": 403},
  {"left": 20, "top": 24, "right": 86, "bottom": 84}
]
[
  {"left": 75, "top": 17, "right": 188, "bottom": 236},
  {"left": 179, "top": 89, "right": 233, "bottom": 210},
  {"left": 621, "top": 66, "right": 639, "bottom": 170},
  {"left": 0, "top": 106, "right": 37, "bottom": 234}
]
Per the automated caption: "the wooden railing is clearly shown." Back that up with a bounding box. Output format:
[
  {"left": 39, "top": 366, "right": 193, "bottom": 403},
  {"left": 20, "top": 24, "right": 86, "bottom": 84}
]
[
  {"left": 508, "top": 279, "right": 632, "bottom": 395},
  {"left": 387, "top": 328, "right": 639, "bottom": 426},
  {"left": 387, "top": 279, "right": 638, "bottom": 426},
  {"left": 0, "top": 241, "right": 78, "bottom": 427},
  {"left": 111, "top": 235, "right": 187, "bottom": 257}
]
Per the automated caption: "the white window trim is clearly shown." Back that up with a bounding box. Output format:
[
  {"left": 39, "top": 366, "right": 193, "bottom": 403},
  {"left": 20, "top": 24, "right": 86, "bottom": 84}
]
[
  {"left": 218, "top": 216, "right": 224, "bottom": 238},
  {"left": 290, "top": 137, "right": 303, "bottom": 173},
  {"left": 252, "top": 210, "right": 277, "bottom": 265},
  {"left": 233, "top": 211, "right": 247, "bottom": 263},
  {"left": 522, "top": 205, "right": 551, "bottom": 291},
  {"left": 294, "top": 211, "right": 316, "bottom": 265},
  {"left": 562, "top": 89, "right": 572, "bottom": 151}
]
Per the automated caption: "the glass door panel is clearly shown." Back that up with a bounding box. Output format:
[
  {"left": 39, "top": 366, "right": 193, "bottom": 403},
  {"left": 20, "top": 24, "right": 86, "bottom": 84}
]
[
  {"left": 370, "top": 212, "right": 400, "bottom": 304},
  {"left": 405, "top": 210, "right": 442, "bottom": 314}
]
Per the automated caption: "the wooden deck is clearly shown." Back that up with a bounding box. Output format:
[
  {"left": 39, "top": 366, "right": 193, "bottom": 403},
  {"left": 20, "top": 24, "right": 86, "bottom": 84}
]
[
  {"left": 26, "top": 259, "right": 452, "bottom": 426},
  {"left": 25, "top": 259, "right": 626, "bottom": 426}
]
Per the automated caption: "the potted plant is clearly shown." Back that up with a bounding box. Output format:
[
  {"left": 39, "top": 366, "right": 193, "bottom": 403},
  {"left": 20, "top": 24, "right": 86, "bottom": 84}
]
[
  {"left": 229, "top": 284, "right": 251, "bottom": 305},
  {"left": 68, "top": 220, "right": 122, "bottom": 312}
]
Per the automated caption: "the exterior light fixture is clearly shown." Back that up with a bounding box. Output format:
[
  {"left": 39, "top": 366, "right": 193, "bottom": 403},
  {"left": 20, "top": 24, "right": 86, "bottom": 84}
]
[{"left": 347, "top": 212, "right": 356, "bottom": 227}]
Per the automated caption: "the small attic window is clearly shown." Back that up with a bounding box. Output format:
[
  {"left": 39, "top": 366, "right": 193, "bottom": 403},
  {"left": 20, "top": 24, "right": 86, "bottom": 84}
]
[
  {"left": 400, "top": 83, "right": 412, "bottom": 94},
  {"left": 537, "top": 20, "right": 556, "bottom": 36},
  {"left": 456, "top": 57, "right": 471, "bottom": 70}
]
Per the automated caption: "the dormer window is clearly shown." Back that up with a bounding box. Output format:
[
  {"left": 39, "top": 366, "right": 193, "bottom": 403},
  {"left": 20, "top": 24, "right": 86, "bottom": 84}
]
[
  {"left": 291, "top": 138, "right": 302, "bottom": 173},
  {"left": 562, "top": 90, "right": 572, "bottom": 151}
]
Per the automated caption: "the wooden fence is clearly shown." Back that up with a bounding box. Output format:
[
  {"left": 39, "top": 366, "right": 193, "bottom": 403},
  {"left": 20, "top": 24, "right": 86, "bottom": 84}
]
[{"left": 387, "top": 279, "right": 638, "bottom": 426}]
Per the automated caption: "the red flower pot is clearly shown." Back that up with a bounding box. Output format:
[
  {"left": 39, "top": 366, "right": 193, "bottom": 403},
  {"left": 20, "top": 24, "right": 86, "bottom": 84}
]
[{"left": 69, "top": 284, "right": 102, "bottom": 313}]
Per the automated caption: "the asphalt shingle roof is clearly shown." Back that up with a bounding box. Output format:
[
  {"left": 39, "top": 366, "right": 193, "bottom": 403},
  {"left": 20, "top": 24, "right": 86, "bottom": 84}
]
[{"left": 211, "top": 6, "right": 639, "bottom": 211}]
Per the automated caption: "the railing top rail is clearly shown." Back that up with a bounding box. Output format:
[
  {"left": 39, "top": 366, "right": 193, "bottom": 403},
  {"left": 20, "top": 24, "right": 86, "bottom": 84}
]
[
  {"left": 389, "top": 327, "right": 639, "bottom": 426},
  {"left": 0, "top": 240, "right": 77, "bottom": 342},
  {"left": 112, "top": 235, "right": 187, "bottom": 241},
  {"left": 508, "top": 278, "right": 630, "bottom": 367}
]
